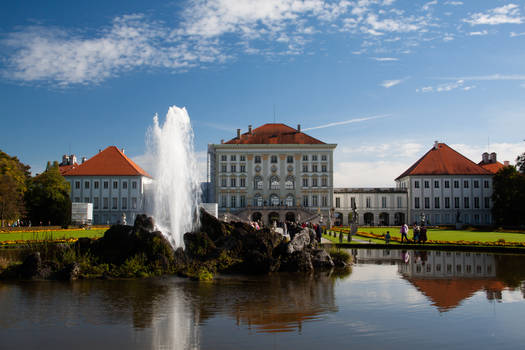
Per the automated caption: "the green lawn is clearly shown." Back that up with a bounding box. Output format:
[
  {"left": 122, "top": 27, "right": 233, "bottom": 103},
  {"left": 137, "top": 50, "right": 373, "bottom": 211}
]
[
  {"left": 323, "top": 233, "right": 398, "bottom": 245},
  {"left": 0, "top": 228, "right": 106, "bottom": 242},
  {"left": 341, "top": 226, "right": 525, "bottom": 243}
]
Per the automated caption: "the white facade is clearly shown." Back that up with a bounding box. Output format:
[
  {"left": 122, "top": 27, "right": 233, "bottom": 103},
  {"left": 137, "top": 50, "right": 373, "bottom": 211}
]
[
  {"left": 66, "top": 175, "right": 152, "bottom": 225},
  {"left": 396, "top": 175, "right": 493, "bottom": 225},
  {"left": 333, "top": 188, "right": 408, "bottom": 226}
]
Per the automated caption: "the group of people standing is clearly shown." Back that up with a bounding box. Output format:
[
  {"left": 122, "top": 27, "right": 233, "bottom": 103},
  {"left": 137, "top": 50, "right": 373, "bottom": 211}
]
[{"left": 400, "top": 223, "right": 428, "bottom": 244}]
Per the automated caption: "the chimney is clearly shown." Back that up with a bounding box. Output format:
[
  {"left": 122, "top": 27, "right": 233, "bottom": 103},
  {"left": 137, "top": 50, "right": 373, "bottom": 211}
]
[
  {"left": 62, "top": 155, "right": 68, "bottom": 165},
  {"left": 504, "top": 161, "right": 510, "bottom": 166},
  {"left": 297, "top": 124, "right": 301, "bottom": 133},
  {"left": 99, "top": 149, "right": 101, "bottom": 153},
  {"left": 237, "top": 129, "right": 241, "bottom": 139},
  {"left": 221, "top": 139, "right": 224, "bottom": 144},
  {"left": 434, "top": 141, "right": 439, "bottom": 150},
  {"left": 482, "top": 152, "right": 489, "bottom": 163},
  {"left": 248, "top": 125, "right": 252, "bottom": 134},
  {"left": 490, "top": 152, "right": 497, "bottom": 163},
  {"left": 121, "top": 148, "right": 125, "bottom": 154},
  {"left": 71, "top": 154, "right": 77, "bottom": 164},
  {"left": 82, "top": 157, "right": 87, "bottom": 163}
]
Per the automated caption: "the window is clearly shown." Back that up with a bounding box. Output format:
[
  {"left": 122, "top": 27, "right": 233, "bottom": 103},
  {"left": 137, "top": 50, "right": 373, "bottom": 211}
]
[
  {"left": 302, "top": 178, "right": 308, "bottom": 187},
  {"left": 122, "top": 197, "right": 127, "bottom": 210},
  {"left": 271, "top": 155, "right": 278, "bottom": 163},
  {"left": 132, "top": 181, "right": 137, "bottom": 189},
  {"left": 312, "top": 164, "right": 318, "bottom": 172},
  {"left": 112, "top": 197, "right": 118, "bottom": 209},
  {"left": 312, "top": 155, "right": 318, "bottom": 161},
  {"left": 221, "top": 155, "right": 227, "bottom": 161},
  {"left": 74, "top": 197, "right": 80, "bottom": 203},
  {"left": 240, "top": 155, "right": 245, "bottom": 162},
  {"left": 303, "top": 196, "right": 309, "bottom": 207},
  {"left": 322, "top": 196, "right": 328, "bottom": 207},
  {"left": 230, "top": 196, "right": 236, "bottom": 208},
  {"left": 484, "top": 180, "right": 489, "bottom": 188},
  {"left": 84, "top": 181, "right": 90, "bottom": 189},
  {"left": 335, "top": 197, "right": 341, "bottom": 208},
  {"left": 221, "top": 165, "right": 227, "bottom": 173},
  {"left": 75, "top": 181, "right": 80, "bottom": 189},
  {"left": 113, "top": 181, "right": 118, "bottom": 189},
  {"left": 445, "top": 197, "right": 450, "bottom": 209},
  {"left": 287, "top": 155, "right": 293, "bottom": 163},
  {"left": 415, "top": 181, "right": 420, "bottom": 189},
  {"left": 230, "top": 155, "right": 236, "bottom": 161},
  {"left": 254, "top": 194, "right": 263, "bottom": 207},
  {"left": 474, "top": 180, "right": 479, "bottom": 188},
  {"left": 424, "top": 197, "right": 430, "bottom": 209},
  {"left": 312, "top": 178, "right": 318, "bottom": 187},
  {"left": 221, "top": 195, "right": 227, "bottom": 208},
  {"left": 454, "top": 197, "right": 460, "bottom": 208},
  {"left": 221, "top": 178, "right": 227, "bottom": 187},
  {"left": 94, "top": 197, "right": 99, "bottom": 209},
  {"left": 255, "top": 177, "right": 263, "bottom": 190},
  {"left": 321, "top": 155, "right": 327, "bottom": 161},
  {"left": 474, "top": 197, "right": 480, "bottom": 209},
  {"left": 103, "top": 197, "right": 108, "bottom": 209},
  {"left": 302, "top": 155, "right": 308, "bottom": 161},
  {"left": 240, "top": 196, "right": 246, "bottom": 208},
  {"left": 321, "top": 165, "right": 327, "bottom": 172},
  {"left": 464, "top": 197, "right": 470, "bottom": 208},
  {"left": 434, "top": 197, "right": 440, "bottom": 209},
  {"left": 94, "top": 181, "right": 99, "bottom": 189},
  {"left": 463, "top": 180, "right": 469, "bottom": 188},
  {"left": 230, "top": 178, "right": 236, "bottom": 187},
  {"left": 240, "top": 178, "right": 246, "bottom": 187},
  {"left": 132, "top": 197, "right": 137, "bottom": 209},
  {"left": 254, "top": 156, "right": 261, "bottom": 164},
  {"left": 397, "top": 196, "right": 402, "bottom": 208},
  {"left": 484, "top": 197, "right": 490, "bottom": 209},
  {"left": 123, "top": 182, "right": 127, "bottom": 189},
  {"left": 231, "top": 165, "right": 236, "bottom": 173},
  {"left": 454, "top": 180, "right": 459, "bottom": 188},
  {"left": 270, "top": 177, "right": 279, "bottom": 190},
  {"left": 321, "top": 177, "right": 327, "bottom": 187},
  {"left": 366, "top": 197, "right": 371, "bottom": 208},
  {"left": 285, "top": 177, "right": 294, "bottom": 189},
  {"left": 381, "top": 196, "right": 387, "bottom": 208},
  {"left": 415, "top": 197, "right": 420, "bottom": 209},
  {"left": 444, "top": 180, "right": 450, "bottom": 188},
  {"left": 434, "top": 180, "right": 439, "bottom": 188},
  {"left": 302, "top": 165, "right": 308, "bottom": 172},
  {"left": 84, "top": 197, "right": 89, "bottom": 203},
  {"left": 424, "top": 181, "right": 429, "bottom": 189},
  {"left": 312, "top": 195, "right": 318, "bottom": 207},
  {"left": 351, "top": 197, "right": 356, "bottom": 208},
  {"left": 240, "top": 165, "right": 246, "bottom": 173}
]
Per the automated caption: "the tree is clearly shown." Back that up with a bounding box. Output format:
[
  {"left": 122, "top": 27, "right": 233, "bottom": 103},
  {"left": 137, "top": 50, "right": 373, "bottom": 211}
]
[
  {"left": 492, "top": 165, "right": 525, "bottom": 226},
  {"left": 26, "top": 161, "right": 71, "bottom": 226},
  {"left": 0, "top": 150, "right": 31, "bottom": 225},
  {"left": 517, "top": 152, "right": 525, "bottom": 174}
]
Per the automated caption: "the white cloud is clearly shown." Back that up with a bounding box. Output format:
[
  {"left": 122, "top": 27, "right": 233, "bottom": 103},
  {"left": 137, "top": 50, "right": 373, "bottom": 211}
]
[
  {"left": 510, "top": 31, "right": 525, "bottom": 37},
  {"left": 445, "top": 1, "right": 463, "bottom": 6},
  {"left": 443, "top": 34, "right": 454, "bottom": 41},
  {"left": 464, "top": 4, "right": 523, "bottom": 26},
  {"left": 469, "top": 30, "right": 488, "bottom": 36},
  {"left": 372, "top": 57, "right": 399, "bottom": 61},
  {"left": 417, "top": 79, "right": 476, "bottom": 92},
  {"left": 303, "top": 115, "right": 389, "bottom": 131},
  {"left": 438, "top": 74, "right": 525, "bottom": 81},
  {"left": 334, "top": 160, "right": 407, "bottom": 187},
  {"left": 450, "top": 142, "right": 523, "bottom": 165},
  {"left": 422, "top": 1, "right": 438, "bottom": 12},
  {"left": 381, "top": 79, "right": 403, "bottom": 88}
]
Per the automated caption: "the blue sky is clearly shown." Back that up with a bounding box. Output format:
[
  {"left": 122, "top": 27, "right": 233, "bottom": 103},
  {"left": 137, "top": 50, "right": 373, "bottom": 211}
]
[{"left": 1, "top": 0, "right": 524, "bottom": 186}]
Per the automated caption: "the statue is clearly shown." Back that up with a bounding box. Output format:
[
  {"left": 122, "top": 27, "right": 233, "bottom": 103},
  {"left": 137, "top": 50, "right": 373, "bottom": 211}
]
[
  {"left": 349, "top": 201, "right": 358, "bottom": 242},
  {"left": 121, "top": 213, "right": 127, "bottom": 225}
]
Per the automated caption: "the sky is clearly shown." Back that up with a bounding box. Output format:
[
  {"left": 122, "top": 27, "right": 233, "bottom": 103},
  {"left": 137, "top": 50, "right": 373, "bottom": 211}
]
[{"left": 1, "top": 0, "right": 524, "bottom": 187}]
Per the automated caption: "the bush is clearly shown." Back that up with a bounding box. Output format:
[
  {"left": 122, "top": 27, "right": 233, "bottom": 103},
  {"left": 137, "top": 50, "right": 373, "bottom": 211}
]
[{"left": 329, "top": 248, "right": 351, "bottom": 266}]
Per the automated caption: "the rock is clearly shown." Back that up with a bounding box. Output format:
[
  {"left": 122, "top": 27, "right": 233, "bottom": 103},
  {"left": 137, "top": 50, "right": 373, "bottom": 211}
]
[
  {"left": 311, "top": 249, "right": 334, "bottom": 269},
  {"left": 287, "top": 230, "right": 311, "bottom": 254},
  {"left": 62, "top": 262, "right": 80, "bottom": 280},
  {"left": 184, "top": 231, "right": 218, "bottom": 260},
  {"left": 134, "top": 214, "right": 154, "bottom": 232},
  {"left": 20, "top": 252, "right": 42, "bottom": 278},
  {"left": 281, "top": 250, "right": 314, "bottom": 272}
]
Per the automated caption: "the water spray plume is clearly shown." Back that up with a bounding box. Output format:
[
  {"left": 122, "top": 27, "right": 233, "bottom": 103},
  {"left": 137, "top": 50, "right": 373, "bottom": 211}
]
[{"left": 147, "top": 106, "right": 201, "bottom": 248}]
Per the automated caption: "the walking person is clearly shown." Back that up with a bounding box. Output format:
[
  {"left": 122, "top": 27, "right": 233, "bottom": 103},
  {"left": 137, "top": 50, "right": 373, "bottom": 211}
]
[
  {"left": 420, "top": 226, "right": 427, "bottom": 244},
  {"left": 400, "top": 223, "right": 409, "bottom": 243}
]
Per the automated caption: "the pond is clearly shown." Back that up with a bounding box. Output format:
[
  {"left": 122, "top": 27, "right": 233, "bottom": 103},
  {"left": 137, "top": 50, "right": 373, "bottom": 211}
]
[{"left": 1, "top": 248, "right": 525, "bottom": 349}]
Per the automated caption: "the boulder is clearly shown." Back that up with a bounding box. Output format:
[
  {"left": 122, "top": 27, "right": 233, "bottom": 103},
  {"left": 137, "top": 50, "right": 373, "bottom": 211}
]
[
  {"left": 311, "top": 249, "right": 334, "bottom": 269},
  {"left": 287, "top": 230, "right": 311, "bottom": 254},
  {"left": 20, "top": 252, "right": 42, "bottom": 278}
]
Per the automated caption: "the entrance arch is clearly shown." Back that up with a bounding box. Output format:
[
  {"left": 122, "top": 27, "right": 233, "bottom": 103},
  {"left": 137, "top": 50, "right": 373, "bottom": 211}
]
[
  {"left": 252, "top": 212, "right": 262, "bottom": 222},
  {"left": 394, "top": 212, "right": 405, "bottom": 225},
  {"left": 268, "top": 212, "right": 280, "bottom": 225},
  {"left": 379, "top": 212, "right": 389, "bottom": 226},
  {"left": 364, "top": 212, "right": 374, "bottom": 226},
  {"left": 334, "top": 212, "right": 343, "bottom": 226},
  {"left": 285, "top": 212, "right": 296, "bottom": 222}
]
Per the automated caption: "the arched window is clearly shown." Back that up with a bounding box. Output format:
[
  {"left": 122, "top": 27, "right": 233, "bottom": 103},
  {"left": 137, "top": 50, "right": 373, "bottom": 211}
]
[
  {"left": 285, "top": 176, "right": 294, "bottom": 190},
  {"left": 270, "top": 176, "right": 280, "bottom": 190},
  {"left": 286, "top": 194, "right": 294, "bottom": 207},
  {"left": 254, "top": 176, "right": 263, "bottom": 190},
  {"left": 270, "top": 194, "right": 280, "bottom": 206},
  {"left": 254, "top": 193, "right": 263, "bottom": 207}
]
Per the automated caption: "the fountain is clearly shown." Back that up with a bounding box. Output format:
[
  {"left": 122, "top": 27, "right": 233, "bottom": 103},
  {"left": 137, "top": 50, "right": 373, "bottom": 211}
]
[{"left": 147, "top": 106, "right": 201, "bottom": 248}]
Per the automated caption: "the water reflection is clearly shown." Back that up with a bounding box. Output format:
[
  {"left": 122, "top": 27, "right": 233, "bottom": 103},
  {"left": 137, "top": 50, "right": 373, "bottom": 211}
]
[{"left": 351, "top": 248, "right": 525, "bottom": 312}]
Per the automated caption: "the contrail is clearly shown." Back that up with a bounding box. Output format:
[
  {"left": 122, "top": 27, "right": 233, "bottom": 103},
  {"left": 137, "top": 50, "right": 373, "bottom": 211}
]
[{"left": 303, "top": 114, "right": 390, "bottom": 131}]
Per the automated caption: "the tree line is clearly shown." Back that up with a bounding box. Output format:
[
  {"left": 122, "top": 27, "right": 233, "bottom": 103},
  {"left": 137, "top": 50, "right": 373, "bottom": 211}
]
[{"left": 0, "top": 150, "right": 71, "bottom": 227}]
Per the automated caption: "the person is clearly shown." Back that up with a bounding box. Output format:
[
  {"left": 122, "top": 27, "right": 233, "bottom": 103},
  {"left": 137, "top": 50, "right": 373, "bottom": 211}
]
[
  {"left": 400, "top": 223, "right": 409, "bottom": 243},
  {"left": 413, "top": 225, "right": 420, "bottom": 243},
  {"left": 316, "top": 224, "right": 322, "bottom": 242},
  {"left": 420, "top": 226, "right": 427, "bottom": 244},
  {"left": 385, "top": 231, "right": 391, "bottom": 244}
]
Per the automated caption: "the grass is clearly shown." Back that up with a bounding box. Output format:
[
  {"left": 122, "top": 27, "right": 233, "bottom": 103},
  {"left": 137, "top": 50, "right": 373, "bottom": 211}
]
[
  {"left": 324, "top": 232, "right": 399, "bottom": 245},
  {"left": 0, "top": 228, "right": 106, "bottom": 243}
]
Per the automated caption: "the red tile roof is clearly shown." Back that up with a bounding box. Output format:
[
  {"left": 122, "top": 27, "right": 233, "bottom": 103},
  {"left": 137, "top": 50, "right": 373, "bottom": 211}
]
[
  {"left": 478, "top": 161, "right": 506, "bottom": 174},
  {"left": 396, "top": 143, "right": 492, "bottom": 180},
  {"left": 224, "top": 124, "right": 325, "bottom": 145},
  {"left": 64, "top": 146, "right": 151, "bottom": 178},
  {"left": 59, "top": 163, "right": 78, "bottom": 175}
]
